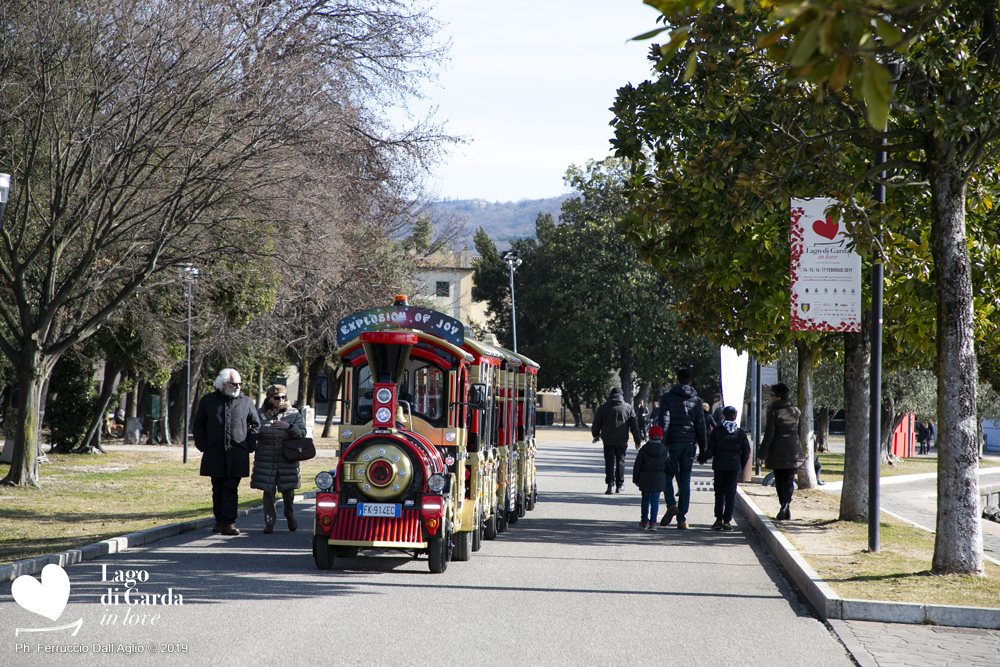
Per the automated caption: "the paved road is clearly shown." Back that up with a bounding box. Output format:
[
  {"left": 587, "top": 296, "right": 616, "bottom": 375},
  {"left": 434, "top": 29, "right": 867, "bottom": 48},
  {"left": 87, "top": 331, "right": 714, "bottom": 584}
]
[{"left": 2, "top": 435, "right": 854, "bottom": 666}]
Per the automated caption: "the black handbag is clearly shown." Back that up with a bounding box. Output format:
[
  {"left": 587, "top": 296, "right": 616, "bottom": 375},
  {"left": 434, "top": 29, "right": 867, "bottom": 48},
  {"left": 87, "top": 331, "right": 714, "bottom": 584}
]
[{"left": 282, "top": 437, "right": 316, "bottom": 462}]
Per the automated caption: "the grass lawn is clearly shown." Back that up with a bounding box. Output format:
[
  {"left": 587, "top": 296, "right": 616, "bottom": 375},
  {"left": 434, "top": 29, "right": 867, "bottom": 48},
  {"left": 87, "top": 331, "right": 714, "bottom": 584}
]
[
  {"left": 0, "top": 443, "right": 338, "bottom": 565},
  {"left": 741, "top": 484, "right": 1000, "bottom": 608},
  {"left": 815, "top": 451, "right": 1000, "bottom": 485}
]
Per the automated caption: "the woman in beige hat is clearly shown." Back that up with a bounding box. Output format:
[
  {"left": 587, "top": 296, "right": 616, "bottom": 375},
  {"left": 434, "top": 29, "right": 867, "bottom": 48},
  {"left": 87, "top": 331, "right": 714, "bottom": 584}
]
[{"left": 250, "top": 384, "right": 306, "bottom": 533}]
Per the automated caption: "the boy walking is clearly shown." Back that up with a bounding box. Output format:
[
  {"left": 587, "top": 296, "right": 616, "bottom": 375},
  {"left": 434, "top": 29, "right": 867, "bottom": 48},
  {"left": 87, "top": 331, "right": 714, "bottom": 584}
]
[
  {"left": 698, "top": 406, "right": 750, "bottom": 531},
  {"left": 632, "top": 425, "right": 670, "bottom": 530}
]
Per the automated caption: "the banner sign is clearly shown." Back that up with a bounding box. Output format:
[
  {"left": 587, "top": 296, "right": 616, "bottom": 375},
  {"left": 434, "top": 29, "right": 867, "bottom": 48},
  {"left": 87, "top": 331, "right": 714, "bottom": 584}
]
[
  {"left": 336, "top": 305, "right": 465, "bottom": 348},
  {"left": 759, "top": 364, "right": 778, "bottom": 388},
  {"left": 790, "top": 198, "right": 862, "bottom": 332},
  {"left": 720, "top": 346, "right": 748, "bottom": 410}
]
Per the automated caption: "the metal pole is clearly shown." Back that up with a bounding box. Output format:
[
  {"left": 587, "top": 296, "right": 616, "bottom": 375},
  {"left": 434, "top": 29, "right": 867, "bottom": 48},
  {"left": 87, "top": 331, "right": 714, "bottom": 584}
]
[
  {"left": 508, "top": 261, "right": 517, "bottom": 353},
  {"left": 869, "top": 125, "right": 889, "bottom": 554},
  {"left": 184, "top": 281, "right": 192, "bottom": 464}
]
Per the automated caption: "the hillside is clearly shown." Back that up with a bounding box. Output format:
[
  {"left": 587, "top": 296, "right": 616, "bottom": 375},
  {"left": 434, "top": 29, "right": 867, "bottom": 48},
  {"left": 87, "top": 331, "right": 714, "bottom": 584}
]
[{"left": 427, "top": 195, "right": 572, "bottom": 248}]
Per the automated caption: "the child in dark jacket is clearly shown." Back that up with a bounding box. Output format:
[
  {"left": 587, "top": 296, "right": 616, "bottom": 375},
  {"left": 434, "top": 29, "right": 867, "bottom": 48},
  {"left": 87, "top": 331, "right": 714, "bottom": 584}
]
[
  {"left": 698, "top": 406, "right": 751, "bottom": 531},
  {"left": 632, "top": 425, "right": 670, "bottom": 530}
]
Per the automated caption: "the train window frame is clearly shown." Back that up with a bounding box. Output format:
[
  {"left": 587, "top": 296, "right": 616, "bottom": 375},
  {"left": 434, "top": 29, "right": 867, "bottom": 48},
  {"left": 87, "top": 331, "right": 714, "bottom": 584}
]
[
  {"left": 399, "top": 359, "right": 449, "bottom": 428},
  {"left": 353, "top": 364, "right": 374, "bottom": 424}
]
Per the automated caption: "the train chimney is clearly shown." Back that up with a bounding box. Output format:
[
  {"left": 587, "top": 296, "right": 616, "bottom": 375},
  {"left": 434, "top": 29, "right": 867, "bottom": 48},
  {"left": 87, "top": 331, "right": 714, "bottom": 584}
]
[{"left": 360, "top": 331, "right": 417, "bottom": 429}]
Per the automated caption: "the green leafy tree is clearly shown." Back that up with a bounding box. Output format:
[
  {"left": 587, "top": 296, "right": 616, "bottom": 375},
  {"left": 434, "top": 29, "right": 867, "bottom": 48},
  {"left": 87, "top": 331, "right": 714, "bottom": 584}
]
[
  {"left": 618, "top": 2, "right": 1000, "bottom": 573},
  {"left": 473, "top": 160, "right": 718, "bottom": 423}
]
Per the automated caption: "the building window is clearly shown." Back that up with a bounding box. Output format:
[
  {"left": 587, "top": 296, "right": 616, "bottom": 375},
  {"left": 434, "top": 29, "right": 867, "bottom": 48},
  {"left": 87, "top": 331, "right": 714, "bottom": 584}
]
[{"left": 436, "top": 281, "right": 450, "bottom": 297}]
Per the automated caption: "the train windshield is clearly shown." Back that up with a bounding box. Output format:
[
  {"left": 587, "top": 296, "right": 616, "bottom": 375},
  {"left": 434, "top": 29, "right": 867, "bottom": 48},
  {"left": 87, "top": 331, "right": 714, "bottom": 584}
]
[{"left": 399, "top": 360, "right": 446, "bottom": 426}]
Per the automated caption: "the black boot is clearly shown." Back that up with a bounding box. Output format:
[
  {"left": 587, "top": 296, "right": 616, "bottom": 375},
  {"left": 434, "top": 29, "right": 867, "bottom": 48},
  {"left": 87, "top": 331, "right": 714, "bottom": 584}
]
[{"left": 605, "top": 484, "right": 613, "bottom": 495}]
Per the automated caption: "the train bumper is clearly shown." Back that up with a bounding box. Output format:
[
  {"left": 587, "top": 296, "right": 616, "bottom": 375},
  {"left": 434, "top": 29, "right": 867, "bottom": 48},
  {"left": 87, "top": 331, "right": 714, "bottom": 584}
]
[{"left": 322, "top": 508, "right": 427, "bottom": 549}]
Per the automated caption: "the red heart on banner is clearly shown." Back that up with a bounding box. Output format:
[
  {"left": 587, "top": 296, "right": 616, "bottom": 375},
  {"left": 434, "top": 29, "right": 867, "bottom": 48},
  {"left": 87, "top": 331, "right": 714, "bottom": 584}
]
[{"left": 812, "top": 215, "right": 838, "bottom": 240}]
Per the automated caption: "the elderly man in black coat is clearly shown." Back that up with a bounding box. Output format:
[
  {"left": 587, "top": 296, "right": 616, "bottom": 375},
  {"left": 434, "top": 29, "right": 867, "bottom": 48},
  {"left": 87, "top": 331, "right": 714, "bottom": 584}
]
[
  {"left": 193, "top": 368, "right": 261, "bottom": 536},
  {"left": 591, "top": 387, "right": 642, "bottom": 495}
]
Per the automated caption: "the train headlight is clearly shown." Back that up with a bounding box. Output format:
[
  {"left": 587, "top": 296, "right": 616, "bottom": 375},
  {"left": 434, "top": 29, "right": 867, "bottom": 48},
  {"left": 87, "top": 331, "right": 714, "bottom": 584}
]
[
  {"left": 315, "top": 472, "right": 335, "bottom": 491},
  {"left": 376, "top": 388, "right": 393, "bottom": 403},
  {"left": 427, "top": 474, "right": 446, "bottom": 493},
  {"left": 376, "top": 407, "right": 392, "bottom": 422}
]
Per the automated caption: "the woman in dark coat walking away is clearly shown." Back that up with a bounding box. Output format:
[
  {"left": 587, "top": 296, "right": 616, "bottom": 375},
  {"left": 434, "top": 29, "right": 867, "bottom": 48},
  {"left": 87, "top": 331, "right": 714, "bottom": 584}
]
[
  {"left": 632, "top": 426, "right": 670, "bottom": 530},
  {"left": 251, "top": 384, "right": 306, "bottom": 533},
  {"left": 756, "top": 383, "right": 803, "bottom": 521}
]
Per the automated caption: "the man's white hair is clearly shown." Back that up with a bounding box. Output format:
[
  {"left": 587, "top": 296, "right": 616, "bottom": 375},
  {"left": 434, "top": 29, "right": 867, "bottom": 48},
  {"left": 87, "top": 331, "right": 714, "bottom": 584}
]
[{"left": 214, "top": 368, "right": 241, "bottom": 390}]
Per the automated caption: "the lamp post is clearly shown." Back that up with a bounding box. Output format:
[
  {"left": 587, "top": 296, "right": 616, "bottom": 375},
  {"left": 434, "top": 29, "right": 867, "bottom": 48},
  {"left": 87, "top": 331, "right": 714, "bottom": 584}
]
[
  {"left": 0, "top": 174, "right": 10, "bottom": 229},
  {"left": 500, "top": 250, "right": 522, "bottom": 352},
  {"left": 179, "top": 265, "right": 199, "bottom": 463}
]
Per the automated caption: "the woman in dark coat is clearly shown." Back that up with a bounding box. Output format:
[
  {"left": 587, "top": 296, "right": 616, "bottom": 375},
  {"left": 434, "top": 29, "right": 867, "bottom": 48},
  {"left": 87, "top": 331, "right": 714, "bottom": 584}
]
[
  {"left": 757, "top": 383, "right": 803, "bottom": 521},
  {"left": 251, "top": 384, "right": 306, "bottom": 533}
]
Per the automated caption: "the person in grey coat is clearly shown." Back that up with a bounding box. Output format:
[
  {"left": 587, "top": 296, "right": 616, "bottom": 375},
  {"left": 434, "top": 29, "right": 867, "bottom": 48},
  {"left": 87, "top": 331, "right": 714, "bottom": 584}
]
[
  {"left": 591, "top": 387, "right": 642, "bottom": 495},
  {"left": 193, "top": 368, "right": 261, "bottom": 536},
  {"left": 757, "top": 383, "right": 803, "bottom": 520},
  {"left": 251, "top": 384, "right": 306, "bottom": 533},
  {"left": 632, "top": 425, "right": 670, "bottom": 529}
]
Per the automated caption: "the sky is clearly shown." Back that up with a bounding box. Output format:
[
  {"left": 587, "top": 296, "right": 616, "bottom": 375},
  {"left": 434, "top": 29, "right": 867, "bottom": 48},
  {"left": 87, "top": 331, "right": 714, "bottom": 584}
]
[{"left": 418, "top": 1, "right": 663, "bottom": 203}]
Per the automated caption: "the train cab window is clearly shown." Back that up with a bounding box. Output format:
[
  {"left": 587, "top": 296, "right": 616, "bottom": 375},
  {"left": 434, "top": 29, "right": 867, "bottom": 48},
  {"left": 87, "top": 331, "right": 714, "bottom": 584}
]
[
  {"left": 354, "top": 365, "right": 374, "bottom": 423},
  {"left": 399, "top": 361, "right": 447, "bottom": 427}
]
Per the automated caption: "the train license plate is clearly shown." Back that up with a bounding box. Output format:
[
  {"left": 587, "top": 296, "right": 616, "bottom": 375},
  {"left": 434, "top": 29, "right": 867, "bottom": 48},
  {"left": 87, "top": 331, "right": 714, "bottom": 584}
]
[{"left": 358, "top": 503, "right": 401, "bottom": 518}]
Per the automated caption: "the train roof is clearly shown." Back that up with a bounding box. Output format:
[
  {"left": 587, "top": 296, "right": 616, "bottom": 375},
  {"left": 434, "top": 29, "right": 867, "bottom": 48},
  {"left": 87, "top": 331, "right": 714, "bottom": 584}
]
[
  {"left": 462, "top": 336, "right": 506, "bottom": 361},
  {"left": 335, "top": 330, "right": 474, "bottom": 364}
]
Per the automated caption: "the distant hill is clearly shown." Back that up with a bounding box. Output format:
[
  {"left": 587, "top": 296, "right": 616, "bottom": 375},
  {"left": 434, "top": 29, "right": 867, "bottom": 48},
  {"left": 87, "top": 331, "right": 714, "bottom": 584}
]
[{"left": 427, "top": 195, "right": 572, "bottom": 249}]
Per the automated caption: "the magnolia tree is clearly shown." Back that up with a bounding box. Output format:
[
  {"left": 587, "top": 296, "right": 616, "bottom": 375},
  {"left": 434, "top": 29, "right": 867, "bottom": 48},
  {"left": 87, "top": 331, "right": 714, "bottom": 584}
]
[{"left": 621, "top": 1, "right": 1000, "bottom": 574}]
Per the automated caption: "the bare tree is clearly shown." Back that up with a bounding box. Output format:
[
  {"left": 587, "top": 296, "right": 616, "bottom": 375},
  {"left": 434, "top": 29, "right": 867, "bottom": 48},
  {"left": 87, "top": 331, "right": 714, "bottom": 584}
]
[{"left": 0, "top": 0, "right": 453, "bottom": 486}]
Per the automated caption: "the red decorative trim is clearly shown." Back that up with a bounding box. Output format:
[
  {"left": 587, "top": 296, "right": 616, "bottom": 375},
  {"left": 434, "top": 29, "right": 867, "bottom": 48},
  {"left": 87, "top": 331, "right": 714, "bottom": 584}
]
[{"left": 330, "top": 508, "right": 423, "bottom": 543}]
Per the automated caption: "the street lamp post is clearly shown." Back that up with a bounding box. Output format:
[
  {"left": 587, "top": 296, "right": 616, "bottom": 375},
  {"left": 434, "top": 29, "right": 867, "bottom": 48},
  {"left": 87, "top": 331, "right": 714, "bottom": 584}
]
[
  {"left": 0, "top": 174, "right": 11, "bottom": 229},
  {"left": 500, "top": 250, "right": 522, "bottom": 352},
  {"left": 179, "top": 265, "right": 199, "bottom": 463}
]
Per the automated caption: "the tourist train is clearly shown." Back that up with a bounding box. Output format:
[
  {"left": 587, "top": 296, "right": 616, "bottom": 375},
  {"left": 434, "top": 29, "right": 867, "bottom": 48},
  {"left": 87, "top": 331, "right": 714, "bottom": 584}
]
[{"left": 312, "top": 296, "right": 539, "bottom": 572}]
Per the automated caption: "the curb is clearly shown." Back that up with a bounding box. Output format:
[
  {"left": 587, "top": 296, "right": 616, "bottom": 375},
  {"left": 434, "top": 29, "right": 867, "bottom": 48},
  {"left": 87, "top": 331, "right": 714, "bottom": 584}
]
[
  {"left": 736, "top": 486, "right": 1000, "bottom": 630},
  {"left": 1, "top": 492, "right": 317, "bottom": 582}
]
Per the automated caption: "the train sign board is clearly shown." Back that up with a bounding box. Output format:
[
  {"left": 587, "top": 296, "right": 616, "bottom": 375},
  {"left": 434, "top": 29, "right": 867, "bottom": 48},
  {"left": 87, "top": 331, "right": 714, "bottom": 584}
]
[{"left": 337, "top": 305, "right": 465, "bottom": 347}]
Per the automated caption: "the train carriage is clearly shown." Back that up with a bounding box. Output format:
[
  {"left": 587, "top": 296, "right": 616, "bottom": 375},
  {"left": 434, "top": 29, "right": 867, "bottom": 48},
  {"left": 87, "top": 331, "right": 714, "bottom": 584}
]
[
  {"left": 313, "top": 296, "right": 486, "bottom": 573},
  {"left": 461, "top": 335, "right": 506, "bottom": 542}
]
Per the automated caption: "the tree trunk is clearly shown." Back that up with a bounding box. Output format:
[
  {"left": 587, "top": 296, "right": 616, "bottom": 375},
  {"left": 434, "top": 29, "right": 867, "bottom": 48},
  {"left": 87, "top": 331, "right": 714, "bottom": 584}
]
[
  {"left": 297, "top": 356, "right": 309, "bottom": 408},
  {"left": 307, "top": 356, "right": 324, "bottom": 408},
  {"left": 840, "top": 317, "right": 870, "bottom": 521},
  {"left": 815, "top": 408, "right": 831, "bottom": 453},
  {"left": 880, "top": 389, "right": 896, "bottom": 464},
  {"left": 1, "top": 348, "right": 54, "bottom": 487},
  {"left": 795, "top": 340, "right": 818, "bottom": 489},
  {"left": 78, "top": 361, "right": 123, "bottom": 453},
  {"left": 561, "top": 387, "right": 584, "bottom": 427},
  {"left": 256, "top": 366, "right": 265, "bottom": 408},
  {"left": 321, "top": 365, "right": 344, "bottom": 439},
  {"left": 126, "top": 376, "right": 139, "bottom": 419},
  {"left": 619, "top": 344, "right": 634, "bottom": 405},
  {"left": 929, "top": 141, "right": 982, "bottom": 575},
  {"left": 168, "top": 369, "right": 184, "bottom": 443},
  {"left": 158, "top": 381, "right": 172, "bottom": 444}
]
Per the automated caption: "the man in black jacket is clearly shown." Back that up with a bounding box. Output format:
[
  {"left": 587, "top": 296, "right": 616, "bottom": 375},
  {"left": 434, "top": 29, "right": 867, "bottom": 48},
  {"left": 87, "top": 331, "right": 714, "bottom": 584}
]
[
  {"left": 591, "top": 387, "right": 642, "bottom": 494},
  {"left": 193, "top": 368, "right": 261, "bottom": 536},
  {"left": 656, "top": 368, "right": 707, "bottom": 529}
]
